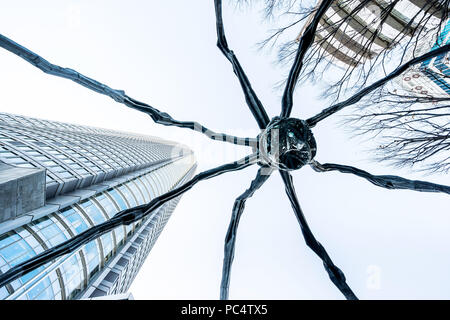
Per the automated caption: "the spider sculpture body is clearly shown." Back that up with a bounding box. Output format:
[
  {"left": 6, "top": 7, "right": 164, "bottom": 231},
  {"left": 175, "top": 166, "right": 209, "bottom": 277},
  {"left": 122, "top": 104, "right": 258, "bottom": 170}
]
[
  {"left": 0, "top": 0, "right": 449, "bottom": 300},
  {"left": 258, "top": 117, "right": 317, "bottom": 171}
]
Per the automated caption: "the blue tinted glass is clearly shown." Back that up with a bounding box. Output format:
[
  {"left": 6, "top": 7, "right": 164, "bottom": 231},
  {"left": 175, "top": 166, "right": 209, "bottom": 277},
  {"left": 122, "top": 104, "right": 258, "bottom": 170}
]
[
  {"left": 0, "top": 232, "right": 20, "bottom": 250},
  {"left": 60, "top": 254, "right": 83, "bottom": 295},
  {"left": 31, "top": 217, "right": 52, "bottom": 229},
  {"left": 153, "top": 172, "right": 164, "bottom": 193},
  {"left": 95, "top": 193, "right": 118, "bottom": 218},
  {"left": 33, "top": 220, "right": 67, "bottom": 247},
  {"left": 156, "top": 171, "right": 167, "bottom": 192},
  {"left": 20, "top": 265, "right": 44, "bottom": 284},
  {"left": 147, "top": 175, "right": 160, "bottom": 195},
  {"left": 140, "top": 175, "right": 155, "bottom": 198},
  {"left": 26, "top": 276, "right": 53, "bottom": 300},
  {"left": 0, "top": 239, "right": 34, "bottom": 266},
  {"left": 83, "top": 241, "right": 99, "bottom": 273},
  {"left": 61, "top": 208, "right": 89, "bottom": 234},
  {"left": 48, "top": 226, "right": 67, "bottom": 246},
  {"left": 136, "top": 177, "right": 151, "bottom": 201},
  {"left": 101, "top": 233, "right": 113, "bottom": 257},
  {"left": 126, "top": 224, "right": 133, "bottom": 236},
  {"left": 118, "top": 185, "right": 137, "bottom": 207},
  {"left": 108, "top": 189, "right": 128, "bottom": 210},
  {"left": 0, "top": 286, "right": 8, "bottom": 299},
  {"left": 79, "top": 200, "right": 106, "bottom": 225},
  {"left": 128, "top": 181, "right": 145, "bottom": 205},
  {"left": 114, "top": 226, "right": 125, "bottom": 245},
  {"left": 0, "top": 254, "right": 7, "bottom": 269},
  {"left": 0, "top": 232, "right": 47, "bottom": 285}
]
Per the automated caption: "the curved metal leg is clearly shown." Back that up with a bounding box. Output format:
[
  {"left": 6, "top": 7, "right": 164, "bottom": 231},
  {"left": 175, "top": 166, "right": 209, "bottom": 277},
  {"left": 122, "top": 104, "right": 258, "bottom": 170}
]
[
  {"left": 214, "top": 0, "right": 270, "bottom": 129},
  {"left": 280, "top": 170, "right": 357, "bottom": 300},
  {"left": 220, "top": 166, "right": 273, "bottom": 300},
  {"left": 0, "top": 34, "right": 254, "bottom": 147},
  {"left": 311, "top": 160, "right": 450, "bottom": 195}
]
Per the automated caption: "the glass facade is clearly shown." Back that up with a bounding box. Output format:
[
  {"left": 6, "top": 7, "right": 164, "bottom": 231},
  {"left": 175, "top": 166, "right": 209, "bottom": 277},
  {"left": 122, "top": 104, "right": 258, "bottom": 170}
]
[
  {"left": 0, "top": 112, "right": 196, "bottom": 299},
  {"left": 299, "top": 0, "right": 443, "bottom": 67},
  {"left": 401, "top": 19, "right": 450, "bottom": 97},
  {"left": 0, "top": 112, "right": 184, "bottom": 198}
]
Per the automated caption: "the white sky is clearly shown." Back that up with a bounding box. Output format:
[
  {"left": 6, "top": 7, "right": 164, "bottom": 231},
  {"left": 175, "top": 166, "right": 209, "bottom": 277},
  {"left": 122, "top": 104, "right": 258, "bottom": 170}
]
[{"left": 0, "top": 0, "right": 449, "bottom": 299}]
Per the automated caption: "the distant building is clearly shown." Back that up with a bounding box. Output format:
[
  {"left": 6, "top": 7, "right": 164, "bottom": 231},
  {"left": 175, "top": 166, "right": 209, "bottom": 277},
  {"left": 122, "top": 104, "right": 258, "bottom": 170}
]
[
  {"left": 0, "top": 112, "right": 196, "bottom": 299},
  {"left": 400, "top": 19, "right": 450, "bottom": 97},
  {"left": 87, "top": 292, "right": 134, "bottom": 300},
  {"left": 297, "top": 0, "right": 442, "bottom": 67}
]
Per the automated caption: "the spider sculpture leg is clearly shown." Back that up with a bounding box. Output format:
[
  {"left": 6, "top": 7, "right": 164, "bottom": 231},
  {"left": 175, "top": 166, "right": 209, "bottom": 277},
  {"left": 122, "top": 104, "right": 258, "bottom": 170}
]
[
  {"left": 220, "top": 166, "right": 273, "bottom": 300},
  {"left": 214, "top": 0, "right": 270, "bottom": 129},
  {"left": 0, "top": 153, "right": 259, "bottom": 288},
  {"left": 306, "top": 43, "right": 450, "bottom": 127},
  {"left": 281, "top": 0, "right": 333, "bottom": 118},
  {"left": 310, "top": 160, "right": 450, "bottom": 195},
  {"left": 0, "top": 34, "right": 255, "bottom": 147},
  {"left": 280, "top": 171, "right": 357, "bottom": 300}
]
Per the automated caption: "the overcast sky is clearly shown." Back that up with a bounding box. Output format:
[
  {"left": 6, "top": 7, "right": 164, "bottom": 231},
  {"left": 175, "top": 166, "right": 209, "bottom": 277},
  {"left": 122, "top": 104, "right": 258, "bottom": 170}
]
[{"left": 1, "top": 0, "right": 449, "bottom": 299}]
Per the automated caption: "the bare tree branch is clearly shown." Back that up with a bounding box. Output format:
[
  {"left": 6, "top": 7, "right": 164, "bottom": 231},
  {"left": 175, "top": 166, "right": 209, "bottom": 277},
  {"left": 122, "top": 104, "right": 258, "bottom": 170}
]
[
  {"left": 307, "top": 43, "right": 450, "bottom": 126},
  {"left": 257, "top": 0, "right": 450, "bottom": 102},
  {"left": 344, "top": 88, "right": 450, "bottom": 173},
  {"left": 281, "top": 0, "right": 333, "bottom": 117}
]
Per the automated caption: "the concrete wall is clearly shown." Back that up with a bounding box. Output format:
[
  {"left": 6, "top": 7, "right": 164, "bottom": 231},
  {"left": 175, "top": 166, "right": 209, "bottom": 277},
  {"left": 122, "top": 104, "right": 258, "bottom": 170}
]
[{"left": 0, "top": 163, "right": 45, "bottom": 223}]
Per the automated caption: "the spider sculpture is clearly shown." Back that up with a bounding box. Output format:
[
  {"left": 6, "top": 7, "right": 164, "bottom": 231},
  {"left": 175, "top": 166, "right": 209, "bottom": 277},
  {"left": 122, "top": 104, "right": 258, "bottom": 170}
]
[{"left": 0, "top": 0, "right": 449, "bottom": 300}]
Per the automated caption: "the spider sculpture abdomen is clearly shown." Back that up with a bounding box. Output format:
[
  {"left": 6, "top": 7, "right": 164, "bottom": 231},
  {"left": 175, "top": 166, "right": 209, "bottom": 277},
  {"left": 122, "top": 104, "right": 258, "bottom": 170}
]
[{"left": 258, "top": 117, "right": 317, "bottom": 171}]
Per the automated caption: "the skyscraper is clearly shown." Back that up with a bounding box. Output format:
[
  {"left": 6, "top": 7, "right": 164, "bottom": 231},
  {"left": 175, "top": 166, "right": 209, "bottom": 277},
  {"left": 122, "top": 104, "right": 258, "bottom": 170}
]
[
  {"left": 400, "top": 19, "right": 450, "bottom": 97},
  {"left": 297, "top": 0, "right": 442, "bottom": 67},
  {"left": 0, "top": 112, "right": 196, "bottom": 299}
]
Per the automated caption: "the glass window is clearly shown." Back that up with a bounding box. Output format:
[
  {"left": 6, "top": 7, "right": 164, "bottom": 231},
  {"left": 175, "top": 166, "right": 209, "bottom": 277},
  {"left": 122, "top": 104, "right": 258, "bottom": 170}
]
[
  {"left": 107, "top": 188, "right": 128, "bottom": 210},
  {"left": 100, "top": 233, "right": 114, "bottom": 263},
  {"left": 0, "top": 255, "right": 7, "bottom": 272},
  {"left": 127, "top": 181, "right": 146, "bottom": 205},
  {"left": 114, "top": 226, "right": 125, "bottom": 248},
  {"left": 147, "top": 175, "right": 161, "bottom": 196},
  {"left": 30, "top": 216, "right": 68, "bottom": 248},
  {"left": 0, "top": 237, "right": 34, "bottom": 266},
  {"left": 158, "top": 171, "right": 170, "bottom": 194},
  {"left": 141, "top": 175, "right": 156, "bottom": 199},
  {"left": 118, "top": 185, "right": 137, "bottom": 207},
  {"left": 60, "top": 207, "right": 89, "bottom": 234},
  {"left": 156, "top": 171, "right": 168, "bottom": 193},
  {"left": 79, "top": 200, "right": 106, "bottom": 225},
  {"left": 59, "top": 254, "right": 84, "bottom": 299},
  {"left": 83, "top": 241, "right": 100, "bottom": 279},
  {"left": 152, "top": 172, "right": 163, "bottom": 194},
  {"left": 126, "top": 223, "right": 133, "bottom": 237},
  {"left": 95, "top": 193, "right": 118, "bottom": 219},
  {"left": 0, "top": 232, "right": 46, "bottom": 285},
  {"left": 20, "top": 265, "right": 45, "bottom": 285},
  {"left": 136, "top": 176, "right": 152, "bottom": 201},
  {"left": 0, "top": 232, "right": 20, "bottom": 250},
  {"left": 0, "top": 286, "right": 8, "bottom": 299},
  {"left": 26, "top": 276, "right": 54, "bottom": 300}
]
